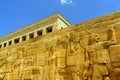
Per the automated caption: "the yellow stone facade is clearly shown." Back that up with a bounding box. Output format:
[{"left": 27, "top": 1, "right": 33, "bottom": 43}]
[{"left": 0, "top": 12, "right": 120, "bottom": 80}]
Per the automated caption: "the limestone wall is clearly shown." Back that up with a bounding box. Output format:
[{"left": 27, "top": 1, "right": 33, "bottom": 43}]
[{"left": 0, "top": 11, "right": 120, "bottom": 80}]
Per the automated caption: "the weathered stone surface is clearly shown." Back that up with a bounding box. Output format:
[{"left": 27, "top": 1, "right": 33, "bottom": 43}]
[{"left": 0, "top": 11, "right": 120, "bottom": 80}]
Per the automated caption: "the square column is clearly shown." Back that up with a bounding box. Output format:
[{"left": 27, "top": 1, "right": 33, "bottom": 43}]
[
  {"left": 6, "top": 42, "right": 9, "bottom": 47},
  {"left": 1, "top": 43, "right": 4, "bottom": 48},
  {"left": 52, "top": 24, "right": 58, "bottom": 31},
  {"left": 12, "top": 39, "right": 14, "bottom": 45},
  {"left": 34, "top": 31, "right": 38, "bottom": 38},
  {"left": 19, "top": 36, "right": 23, "bottom": 43},
  {"left": 26, "top": 34, "right": 29, "bottom": 40},
  {"left": 43, "top": 28, "right": 46, "bottom": 35}
]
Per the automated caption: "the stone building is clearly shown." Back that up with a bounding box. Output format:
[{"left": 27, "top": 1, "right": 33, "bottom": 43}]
[
  {"left": 0, "top": 12, "right": 120, "bottom": 80},
  {"left": 0, "top": 13, "right": 71, "bottom": 48}
]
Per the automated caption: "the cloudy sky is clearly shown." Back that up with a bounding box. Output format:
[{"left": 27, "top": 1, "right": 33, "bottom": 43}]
[{"left": 0, "top": 0, "right": 120, "bottom": 37}]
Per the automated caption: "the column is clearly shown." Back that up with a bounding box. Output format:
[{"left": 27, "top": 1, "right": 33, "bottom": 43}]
[
  {"left": 34, "top": 31, "right": 38, "bottom": 38},
  {"left": 19, "top": 36, "right": 23, "bottom": 43},
  {"left": 52, "top": 24, "right": 57, "bottom": 31},
  {"left": 26, "top": 34, "right": 29, "bottom": 40},
  {"left": 6, "top": 41, "right": 9, "bottom": 47},
  {"left": 43, "top": 28, "right": 46, "bottom": 35},
  {"left": 12, "top": 39, "right": 14, "bottom": 45},
  {"left": 1, "top": 43, "right": 4, "bottom": 48}
]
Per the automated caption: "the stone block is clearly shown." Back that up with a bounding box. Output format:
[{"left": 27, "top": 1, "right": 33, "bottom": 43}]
[{"left": 109, "top": 45, "right": 120, "bottom": 63}]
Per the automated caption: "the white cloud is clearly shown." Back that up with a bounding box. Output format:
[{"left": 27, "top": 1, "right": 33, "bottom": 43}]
[{"left": 60, "top": 0, "right": 73, "bottom": 5}]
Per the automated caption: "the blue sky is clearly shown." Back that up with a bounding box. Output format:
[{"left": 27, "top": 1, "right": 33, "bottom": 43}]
[{"left": 0, "top": 0, "right": 120, "bottom": 37}]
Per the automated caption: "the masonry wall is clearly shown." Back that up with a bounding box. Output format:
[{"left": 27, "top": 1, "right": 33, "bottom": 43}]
[{"left": 0, "top": 11, "right": 120, "bottom": 80}]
